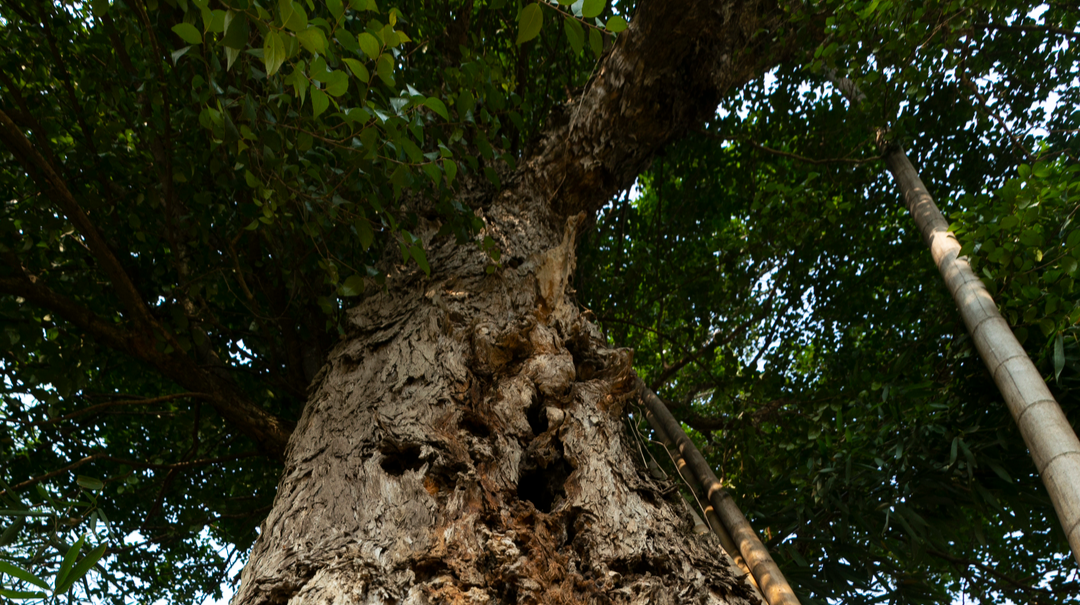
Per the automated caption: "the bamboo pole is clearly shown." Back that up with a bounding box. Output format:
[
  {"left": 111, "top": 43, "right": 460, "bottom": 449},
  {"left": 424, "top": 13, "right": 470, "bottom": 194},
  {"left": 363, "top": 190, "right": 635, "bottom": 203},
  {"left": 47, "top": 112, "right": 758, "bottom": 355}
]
[
  {"left": 637, "top": 379, "right": 802, "bottom": 605},
  {"left": 883, "top": 147, "right": 1080, "bottom": 565},
  {"left": 827, "top": 68, "right": 1080, "bottom": 564},
  {"left": 645, "top": 400, "right": 760, "bottom": 584}
]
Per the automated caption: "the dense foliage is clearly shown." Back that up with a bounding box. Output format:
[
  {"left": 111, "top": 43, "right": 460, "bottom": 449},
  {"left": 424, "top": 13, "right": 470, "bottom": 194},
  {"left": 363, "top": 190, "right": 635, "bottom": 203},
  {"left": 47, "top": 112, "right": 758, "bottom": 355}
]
[
  {"left": 580, "top": 3, "right": 1080, "bottom": 602},
  {"left": 0, "top": 0, "right": 1077, "bottom": 602}
]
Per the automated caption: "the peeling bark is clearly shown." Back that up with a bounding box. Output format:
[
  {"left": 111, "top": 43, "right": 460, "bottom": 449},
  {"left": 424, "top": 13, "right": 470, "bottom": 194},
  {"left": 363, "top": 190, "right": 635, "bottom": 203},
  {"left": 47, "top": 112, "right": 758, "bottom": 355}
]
[
  {"left": 235, "top": 0, "right": 799, "bottom": 602},
  {"left": 237, "top": 204, "right": 758, "bottom": 605}
]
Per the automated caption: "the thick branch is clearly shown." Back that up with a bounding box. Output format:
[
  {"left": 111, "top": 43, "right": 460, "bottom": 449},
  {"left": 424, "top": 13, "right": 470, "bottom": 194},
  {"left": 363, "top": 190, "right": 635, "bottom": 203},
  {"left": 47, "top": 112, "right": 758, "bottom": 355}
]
[
  {"left": 523, "top": 0, "right": 802, "bottom": 218},
  {"left": 0, "top": 270, "right": 135, "bottom": 353}
]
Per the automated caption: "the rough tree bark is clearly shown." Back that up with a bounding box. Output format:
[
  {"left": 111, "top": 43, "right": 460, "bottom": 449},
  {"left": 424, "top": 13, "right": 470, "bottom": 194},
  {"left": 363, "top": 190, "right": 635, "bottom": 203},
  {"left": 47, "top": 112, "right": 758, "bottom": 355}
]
[{"left": 234, "top": 0, "right": 799, "bottom": 602}]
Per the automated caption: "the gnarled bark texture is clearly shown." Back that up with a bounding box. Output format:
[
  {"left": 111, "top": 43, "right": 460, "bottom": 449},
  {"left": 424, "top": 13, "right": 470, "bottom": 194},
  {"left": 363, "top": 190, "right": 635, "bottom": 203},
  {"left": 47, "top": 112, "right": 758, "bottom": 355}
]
[{"left": 234, "top": 0, "right": 797, "bottom": 602}]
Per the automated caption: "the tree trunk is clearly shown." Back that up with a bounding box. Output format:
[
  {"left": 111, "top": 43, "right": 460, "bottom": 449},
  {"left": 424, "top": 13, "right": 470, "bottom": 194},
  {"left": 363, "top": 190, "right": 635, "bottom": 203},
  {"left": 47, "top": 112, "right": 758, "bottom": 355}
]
[{"left": 233, "top": 0, "right": 800, "bottom": 602}]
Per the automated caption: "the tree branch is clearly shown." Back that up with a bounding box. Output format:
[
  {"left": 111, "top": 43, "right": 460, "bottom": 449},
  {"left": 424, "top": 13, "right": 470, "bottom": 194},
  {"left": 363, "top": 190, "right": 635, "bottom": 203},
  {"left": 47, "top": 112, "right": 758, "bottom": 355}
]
[
  {"left": 650, "top": 291, "right": 779, "bottom": 391},
  {"left": 523, "top": 0, "right": 807, "bottom": 218},
  {"left": 973, "top": 22, "right": 1080, "bottom": 43},
  {"left": 700, "top": 130, "right": 883, "bottom": 165},
  {"left": 0, "top": 251, "right": 294, "bottom": 459},
  {"left": 17, "top": 392, "right": 210, "bottom": 427},
  {"left": 0, "top": 107, "right": 160, "bottom": 335},
  {"left": 926, "top": 548, "right": 1052, "bottom": 597},
  {"left": 958, "top": 72, "right": 1035, "bottom": 165}
]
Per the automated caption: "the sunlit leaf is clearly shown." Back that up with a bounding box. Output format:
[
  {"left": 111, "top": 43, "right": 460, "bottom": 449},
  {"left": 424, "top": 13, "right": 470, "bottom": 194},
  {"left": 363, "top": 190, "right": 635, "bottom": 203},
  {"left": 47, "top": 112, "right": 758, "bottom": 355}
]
[
  {"left": 358, "top": 32, "right": 381, "bottom": 59},
  {"left": 517, "top": 3, "right": 543, "bottom": 45},
  {"left": 263, "top": 31, "right": 287, "bottom": 76},
  {"left": 581, "top": 0, "right": 604, "bottom": 19}
]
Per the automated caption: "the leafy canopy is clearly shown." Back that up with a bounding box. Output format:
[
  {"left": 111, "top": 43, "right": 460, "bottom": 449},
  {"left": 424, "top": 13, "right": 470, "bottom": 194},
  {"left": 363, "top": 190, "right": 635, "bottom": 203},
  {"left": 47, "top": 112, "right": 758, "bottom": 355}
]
[{"left": 580, "top": 1, "right": 1080, "bottom": 602}]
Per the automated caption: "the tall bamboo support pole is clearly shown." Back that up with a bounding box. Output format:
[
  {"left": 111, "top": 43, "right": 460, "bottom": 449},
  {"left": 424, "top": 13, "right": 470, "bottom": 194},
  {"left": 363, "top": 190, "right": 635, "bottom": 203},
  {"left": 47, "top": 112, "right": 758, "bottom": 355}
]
[
  {"left": 637, "top": 379, "right": 802, "bottom": 605},
  {"left": 884, "top": 148, "right": 1080, "bottom": 565},
  {"left": 828, "top": 67, "right": 1080, "bottom": 565}
]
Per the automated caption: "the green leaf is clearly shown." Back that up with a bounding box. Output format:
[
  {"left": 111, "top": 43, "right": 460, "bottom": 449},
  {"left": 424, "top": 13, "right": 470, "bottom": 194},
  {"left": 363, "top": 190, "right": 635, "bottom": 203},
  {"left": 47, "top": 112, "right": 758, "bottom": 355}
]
[
  {"left": 376, "top": 53, "right": 395, "bottom": 86},
  {"left": 171, "top": 23, "right": 203, "bottom": 45},
  {"left": 424, "top": 97, "right": 448, "bottom": 120},
  {"left": 339, "top": 275, "right": 365, "bottom": 297},
  {"left": 171, "top": 45, "right": 193, "bottom": 64},
  {"left": 311, "top": 88, "right": 329, "bottom": 117},
  {"left": 356, "top": 219, "right": 374, "bottom": 250},
  {"left": 0, "top": 588, "right": 48, "bottom": 599},
  {"left": 76, "top": 476, "right": 104, "bottom": 491},
  {"left": 400, "top": 139, "right": 423, "bottom": 162},
  {"left": 410, "top": 245, "right": 431, "bottom": 275},
  {"left": 987, "top": 461, "right": 1013, "bottom": 484},
  {"left": 343, "top": 58, "right": 370, "bottom": 82},
  {"left": 605, "top": 14, "right": 627, "bottom": 32},
  {"left": 225, "top": 46, "right": 242, "bottom": 71},
  {"left": 92, "top": 0, "right": 110, "bottom": 17},
  {"left": 296, "top": 27, "right": 327, "bottom": 54},
  {"left": 324, "top": 70, "right": 349, "bottom": 96},
  {"left": 456, "top": 90, "right": 475, "bottom": 116},
  {"left": 223, "top": 11, "right": 249, "bottom": 49},
  {"left": 55, "top": 543, "right": 107, "bottom": 594},
  {"left": 422, "top": 161, "right": 441, "bottom": 185},
  {"left": 0, "top": 517, "right": 24, "bottom": 547},
  {"left": 381, "top": 24, "right": 400, "bottom": 47},
  {"left": 206, "top": 9, "right": 227, "bottom": 33},
  {"left": 326, "top": 0, "right": 344, "bottom": 20},
  {"left": 285, "top": 2, "right": 308, "bottom": 31},
  {"left": 581, "top": 0, "right": 604, "bottom": 18},
  {"left": 1062, "top": 256, "right": 1078, "bottom": 276},
  {"left": 517, "top": 3, "right": 543, "bottom": 45},
  {"left": 54, "top": 534, "right": 86, "bottom": 591},
  {"left": 358, "top": 32, "right": 381, "bottom": 59},
  {"left": 564, "top": 17, "right": 584, "bottom": 54},
  {"left": 443, "top": 159, "right": 457, "bottom": 185},
  {"left": 1054, "top": 332, "right": 1065, "bottom": 382},
  {"left": 287, "top": 67, "right": 309, "bottom": 105},
  {"left": 588, "top": 26, "right": 603, "bottom": 57},
  {"left": 0, "top": 560, "right": 49, "bottom": 590},
  {"left": 263, "top": 31, "right": 287, "bottom": 76},
  {"left": 1067, "top": 229, "right": 1080, "bottom": 248}
]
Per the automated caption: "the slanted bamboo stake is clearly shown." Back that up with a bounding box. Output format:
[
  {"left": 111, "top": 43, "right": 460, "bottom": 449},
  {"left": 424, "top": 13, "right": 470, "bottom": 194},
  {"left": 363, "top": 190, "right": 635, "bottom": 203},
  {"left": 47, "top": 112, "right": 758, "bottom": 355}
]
[
  {"left": 638, "top": 379, "right": 801, "bottom": 605},
  {"left": 884, "top": 148, "right": 1080, "bottom": 565},
  {"left": 828, "top": 68, "right": 1080, "bottom": 565},
  {"left": 647, "top": 403, "right": 760, "bottom": 587}
]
